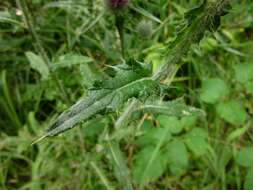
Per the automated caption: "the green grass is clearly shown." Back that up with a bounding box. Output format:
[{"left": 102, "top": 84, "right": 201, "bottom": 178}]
[{"left": 1, "top": 0, "right": 253, "bottom": 189}]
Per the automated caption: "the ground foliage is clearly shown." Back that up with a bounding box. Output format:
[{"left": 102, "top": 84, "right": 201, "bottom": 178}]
[{"left": 0, "top": 0, "right": 253, "bottom": 190}]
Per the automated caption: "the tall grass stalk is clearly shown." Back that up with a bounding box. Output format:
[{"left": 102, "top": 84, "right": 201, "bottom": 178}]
[{"left": 17, "top": 0, "right": 70, "bottom": 103}]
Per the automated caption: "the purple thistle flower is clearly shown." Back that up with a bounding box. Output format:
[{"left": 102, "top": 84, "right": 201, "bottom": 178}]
[{"left": 106, "top": 0, "right": 129, "bottom": 9}]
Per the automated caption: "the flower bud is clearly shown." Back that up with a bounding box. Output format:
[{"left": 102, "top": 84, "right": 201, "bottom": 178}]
[
  {"left": 106, "top": 0, "right": 129, "bottom": 10},
  {"left": 137, "top": 20, "right": 153, "bottom": 39}
]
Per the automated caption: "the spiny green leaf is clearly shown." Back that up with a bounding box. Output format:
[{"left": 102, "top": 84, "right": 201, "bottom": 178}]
[
  {"left": 38, "top": 62, "right": 161, "bottom": 139},
  {"left": 134, "top": 99, "right": 205, "bottom": 118},
  {"left": 171, "top": 0, "right": 207, "bottom": 49},
  {"left": 184, "top": 0, "right": 207, "bottom": 24}
]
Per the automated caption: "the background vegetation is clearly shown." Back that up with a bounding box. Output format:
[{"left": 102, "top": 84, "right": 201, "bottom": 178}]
[{"left": 0, "top": 0, "right": 253, "bottom": 189}]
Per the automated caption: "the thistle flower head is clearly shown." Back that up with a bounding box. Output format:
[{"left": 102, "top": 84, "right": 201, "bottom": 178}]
[
  {"left": 106, "top": 0, "right": 129, "bottom": 10},
  {"left": 137, "top": 20, "right": 153, "bottom": 39}
]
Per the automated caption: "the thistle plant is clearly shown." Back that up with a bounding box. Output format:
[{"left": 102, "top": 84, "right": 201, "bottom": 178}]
[
  {"left": 106, "top": 0, "right": 129, "bottom": 58},
  {"left": 4, "top": 0, "right": 253, "bottom": 189},
  {"left": 33, "top": 0, "right": 231, "bottom": 143}
]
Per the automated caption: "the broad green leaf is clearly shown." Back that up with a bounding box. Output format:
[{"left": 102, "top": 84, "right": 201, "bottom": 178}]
[
  {"left": 180, "top": 115, "right": 197, "bottom": 130},
  {"left": 144, "top": 43, "right": 166, "bottom": 73},
  {"left": 136, "top": 127, "right": 171, "bottom": 147},
  {"left": 134, "top": 122, "right": 170, "bottom": 187},
  {"left": 132, "top": 146, "right": 167, "bottom": 185},
  {"left": 216, "top": 100, "right": 247, "bottom": 125},
  {"left": 157, "top": 116, "right": 183, "bottom": 134},
  {"left": 184, "top": 128, "right": 208, "bottom": 156},
  {"left": 200, "top": 37, "right": 218, "bottom": 52},
  {"left": 53, "top": 53, "right": 93, "bottom": 68},
  {"left": 226, "top": 124, "right": 250, "bottom": 142},
  {"left": 138, "top": 120, "right": 153, "bottom": 131},
  {"left": 165, "top": 140, "right": 188, "bottom": 175},
  {"left": 234, "top": 63, "right": 253, "bottom": 83},
  {"left": 244, "top": 167, "right": 253, "bottom": 190},
  {"left": 23, "top": 84, "right": 43, "bottom": 101},
  {"left": 42, "top": 80, "right": 60, "bottom": 101},
  {"left": 36, "top": 61, "right": 160, "bottom": 141},
  {"left": 146, "top": 51, "right": 163, "bottom": 73},
  {"left": 235, "top": 147, "right": 253, "bottom": 168},
  {"left": 82, "top": 118, "right": 106, "bottom": 137},
  {"left": 200, "top": 78, "right": 229, "bottom": 104},
  {"left": 25, "top": 52, "right": 50, "bottom": 80},
  {"left": 109, "top": 127, "right": 135, "bottom": 141},
  {"left": 245, "top": 81, "right": 253, "bottom": 95}
]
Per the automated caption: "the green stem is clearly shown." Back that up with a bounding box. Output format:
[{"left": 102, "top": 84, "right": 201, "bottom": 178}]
[
  {"left": 115, "top": 15, "right": 125, "bottom": 58},
  {"left": 118, "top": 0, "right": 231, "bottom": 127},
  {"left": 90, "top": 161, "right": 115, "bottom": 190},
  {"left": 153, "top": 0, "right": 230, "bottom": 81}
]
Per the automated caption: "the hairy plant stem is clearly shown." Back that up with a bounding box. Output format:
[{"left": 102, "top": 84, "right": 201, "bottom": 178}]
[
  {"left": 153, "top": 0, "right": 230, "bottom": 81},
  {"left": 115, "top": 14, "right": 125, "bottom": 58},
  {"left": 17, "top": 0, "right": 70, "bottom": 104},
  {"left": 31, "top": 0, "right": 231, "bottom": 142},
  {"left": 114, "top": 98, "right": 139, "bottom": 129},
  {"left": 116, "top": 0, "right": 230, "bottom": 129}
]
